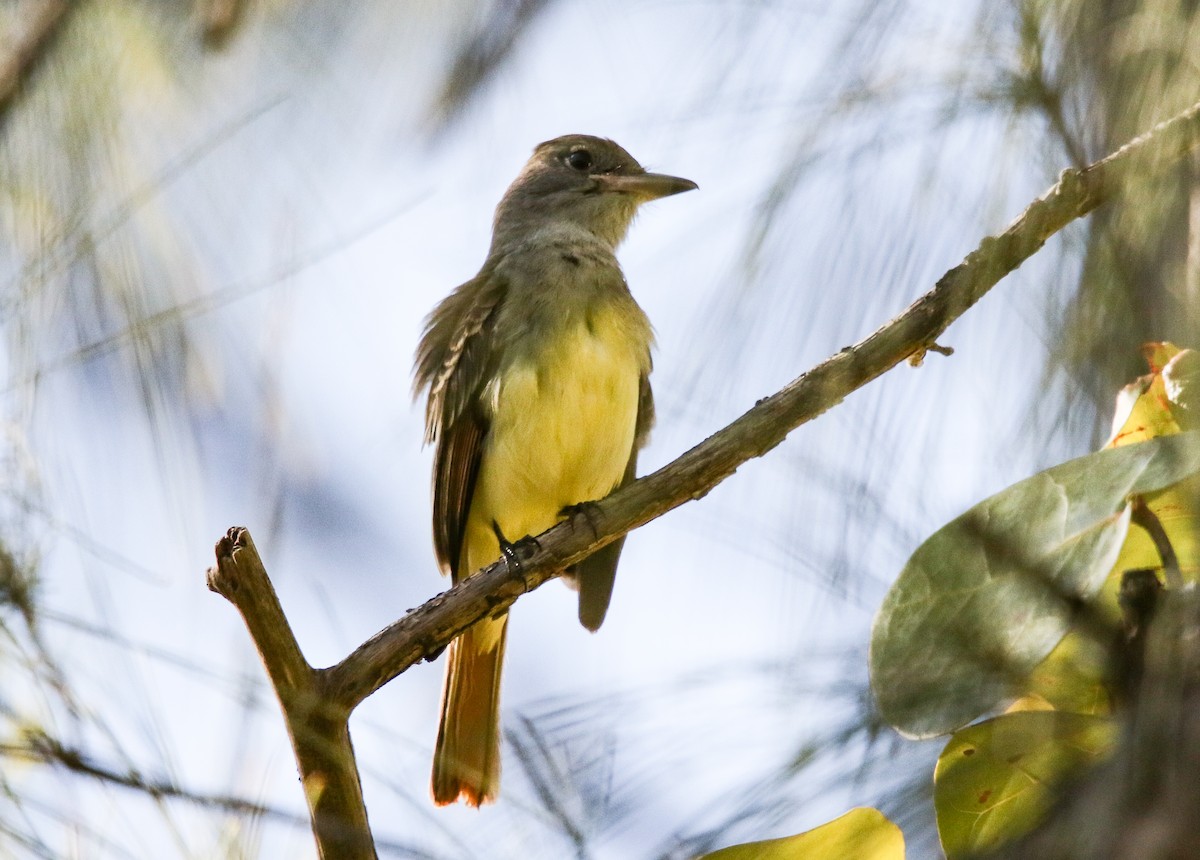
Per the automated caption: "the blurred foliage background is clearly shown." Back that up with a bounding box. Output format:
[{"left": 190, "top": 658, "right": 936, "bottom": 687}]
[{"left": 0, "top": 0, "right": 1196, "bottom": 857}]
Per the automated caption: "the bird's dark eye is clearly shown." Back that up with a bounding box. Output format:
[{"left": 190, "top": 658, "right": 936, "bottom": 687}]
[{"left": 567, "top": 150, "right": 593, "bottom": 171}]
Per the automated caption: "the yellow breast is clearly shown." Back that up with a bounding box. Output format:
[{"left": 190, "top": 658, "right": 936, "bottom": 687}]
[{"left": 460, "top": 305, "right": 645, "bottom": 577}]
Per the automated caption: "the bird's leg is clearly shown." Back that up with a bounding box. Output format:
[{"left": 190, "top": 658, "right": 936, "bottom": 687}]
[
  {"left": 491, "top": 521, "right": 540, "bottom": 574},
  {"left": 559, "top": 500, "right": 603, "bottom": 542}
]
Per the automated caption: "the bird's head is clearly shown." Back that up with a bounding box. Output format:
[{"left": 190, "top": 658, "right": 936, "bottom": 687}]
[{"left": 490, "top": 134, "right": 696, "bottom": 253}]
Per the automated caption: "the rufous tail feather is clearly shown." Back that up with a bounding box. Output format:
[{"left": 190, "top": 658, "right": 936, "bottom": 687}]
[{"left": 431, "top": 614, "right": 508, "bottom": 806}]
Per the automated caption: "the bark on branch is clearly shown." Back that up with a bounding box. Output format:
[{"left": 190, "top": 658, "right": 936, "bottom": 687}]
[
  {"left": 210, "top": 96, "right": 1200, "bottom": 855},
  {"left": 207, "top": 529, "right": 376, "bottom": 860}
]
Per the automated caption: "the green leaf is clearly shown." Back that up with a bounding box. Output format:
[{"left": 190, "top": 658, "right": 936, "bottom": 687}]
[
  {"left": 934, "top": 711, "right": 1117, "bottom": 858},
  {"left": 870, "top": 432, "right": 1200, "bottom": 737},
  {"left": 700, "top": 807, "right": 904, "bottom": 860}
]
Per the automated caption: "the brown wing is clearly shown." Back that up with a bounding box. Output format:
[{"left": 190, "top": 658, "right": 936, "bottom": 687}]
[
  {"left": 575, "top": 370, "right": 655, "bottom": 631},
  {"left": 414, "top": 266, "right": 507, "bottom": 580},
  {"left": 432, "top": 417, "right": 485, "bottom": 582}
]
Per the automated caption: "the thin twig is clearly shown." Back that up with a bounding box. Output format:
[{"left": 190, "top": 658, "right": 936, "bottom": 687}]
[
  {"left": 198, "top": 0, "right": 246, "bottom": 48},
  {"left": 4, "top": 733, "right": 303, "bottom": 824},
  {"left": 0, "top": 0, "right": 70, "bottom": 124}
]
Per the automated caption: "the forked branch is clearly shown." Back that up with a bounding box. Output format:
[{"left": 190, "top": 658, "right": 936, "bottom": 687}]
[{"left": 211, "top": 95, "right": 1200, "bottom": 857}]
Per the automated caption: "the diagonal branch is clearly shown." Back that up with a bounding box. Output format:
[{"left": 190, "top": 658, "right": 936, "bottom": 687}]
[
  {"left": 431, "top": 0, "right": 555, "bottom": 128},
  {"left": 0, "top": 0, "right": 71, "bottom": 125},
  {"left": 5, "top": 732, "right": 306, "bottom": 825},
  {"left": 213, "top": 95, "right": 1200, "bottom": 855},
  {"left": 4, "top": 731, "right": 431, "bottom": 857},
  {"left": 197, "top": 0, "right": 248, "bottom": 48},
  {"left": 320, "top": 95, "right": 1200, "bottom": 712}
]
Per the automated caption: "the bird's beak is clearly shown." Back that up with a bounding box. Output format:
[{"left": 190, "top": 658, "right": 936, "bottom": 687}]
[{"left": 596, "top": 172, "right": 698, "bottom": 200}]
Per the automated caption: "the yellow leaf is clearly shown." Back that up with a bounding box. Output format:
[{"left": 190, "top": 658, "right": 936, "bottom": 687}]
[
  {"left": 934, "top": 711, "right": 1116, "bottom": 858},
  {"left": 1022, "top": 626, "right": 1111, "bottom": 716},
  {"left": 700, "top": 808, "right": 904, "bottom": 860},
  {"left": 1094, "top": 343, "right": 1200, "bottom": 593},
  {"left": 1022, "top": 344, "right": 1200, "bottom": 714},
  {"left": 1106, "top": 342, "right": 1185, "bottom": 448},
  {"left": 1004, "top": 693, "right": 1056, "bottom": 714}
]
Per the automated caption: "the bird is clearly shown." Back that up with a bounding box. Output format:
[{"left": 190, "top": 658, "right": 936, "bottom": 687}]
[{"left": 414, "top": 134, "right": 696, "bottom": 806}]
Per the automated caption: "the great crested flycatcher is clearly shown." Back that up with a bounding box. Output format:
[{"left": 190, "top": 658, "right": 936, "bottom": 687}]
[{"left": 414, "top": 134, "right": 696, "bottom": 806}]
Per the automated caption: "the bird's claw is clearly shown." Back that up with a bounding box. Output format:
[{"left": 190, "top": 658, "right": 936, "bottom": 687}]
[
  {"left": 492, "top": 521, "right": 540, "bottom": 574},
  {"left": 560, "top": 500, "right": 603, "bottom": 541}
]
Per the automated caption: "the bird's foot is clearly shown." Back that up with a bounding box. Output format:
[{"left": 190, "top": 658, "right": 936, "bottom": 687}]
[
  {"left": 492, "top": 521, "right": 540, "bottom": 573},
  {"left": 560, "top": 500, "right": 603, "bottom": 541}
]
